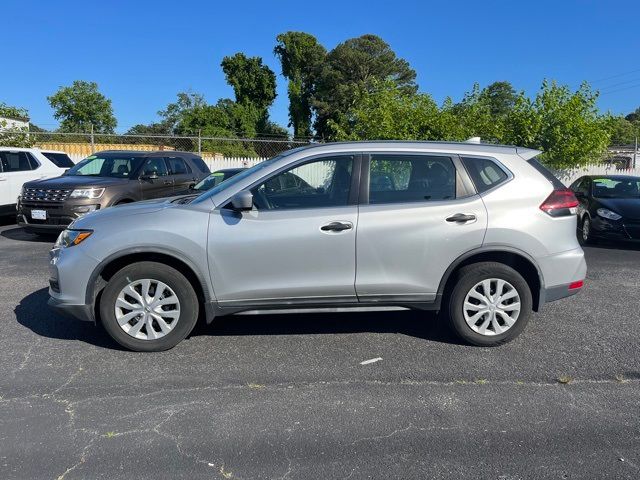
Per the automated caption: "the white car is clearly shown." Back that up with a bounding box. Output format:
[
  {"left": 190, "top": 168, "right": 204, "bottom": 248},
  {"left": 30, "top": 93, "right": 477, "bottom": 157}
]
[{"left": 0, "top": 147, "right": 74, "bottom": 216}]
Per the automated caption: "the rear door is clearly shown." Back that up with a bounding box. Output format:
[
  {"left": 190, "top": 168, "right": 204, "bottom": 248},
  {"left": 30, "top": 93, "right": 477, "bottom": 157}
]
[
  {"left": 139, "top": 157, "right": 173, "bottom": 199},
  {"left": 0, "top": 151, "right": 41, "bottom": 208},
  {"left": 166, "top": 156, "right": 196, "bottom": 193},
  {"left": 355, "top": 152, "right": 487, "bottom": 303}
]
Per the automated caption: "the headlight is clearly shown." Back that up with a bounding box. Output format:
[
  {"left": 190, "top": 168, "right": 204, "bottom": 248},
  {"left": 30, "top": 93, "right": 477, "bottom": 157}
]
[
  {"left": 596, "top": 208, "right": 622, "bottom": 221},
  {"left": 69, "top": 188, "right": 105, "bottom": 199},
  {"left": 54, "top": 229, "right": 93, "bottom": 248}
]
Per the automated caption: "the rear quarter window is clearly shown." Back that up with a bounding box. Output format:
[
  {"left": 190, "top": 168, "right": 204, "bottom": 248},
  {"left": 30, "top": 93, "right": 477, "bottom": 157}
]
[
  {"left": 42, "top": 152, "right": 74, "bottom": 168},
  {"left": 190, "top": 156, "right": 210, "bottom": 174},
  {"left": 460, "top": 156, "right": 509, "bottom": 193}
]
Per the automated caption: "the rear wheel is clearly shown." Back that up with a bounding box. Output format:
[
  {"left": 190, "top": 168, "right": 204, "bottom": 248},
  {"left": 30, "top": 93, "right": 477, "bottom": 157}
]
[
  {"left": 445, "top": 262, "right": 532, "bottom": 346},
  {"left": 99, "top": 261, "right": 199, "bottom": 351}
]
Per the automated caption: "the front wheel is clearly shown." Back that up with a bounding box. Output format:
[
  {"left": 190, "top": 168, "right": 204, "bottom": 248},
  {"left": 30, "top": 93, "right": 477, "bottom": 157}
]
[
  {"left": 445, "top": 262, "right": 532, "bottom": 346},
  {"left": 99, "top": 261, "right": 199, "bottom": 351},
  {"left": 578, "top": 216, "right": 594, "bottom": 245}
]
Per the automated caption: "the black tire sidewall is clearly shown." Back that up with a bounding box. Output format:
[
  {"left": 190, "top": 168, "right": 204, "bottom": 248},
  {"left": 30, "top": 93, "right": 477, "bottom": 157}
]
[
  {"left": 99, "top": 262, "right": 199, "bottom": 351},
  {"left": 447, "top": 262, "right": 532, "bottom": 347},
  {"left": 580, "top": 216, "right": 592, "bottom": 245}
]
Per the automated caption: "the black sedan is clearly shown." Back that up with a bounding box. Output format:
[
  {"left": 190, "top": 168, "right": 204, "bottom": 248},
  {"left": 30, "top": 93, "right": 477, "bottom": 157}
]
[{"left": 569, "top": 175, "right": 640, "bottom": 244}]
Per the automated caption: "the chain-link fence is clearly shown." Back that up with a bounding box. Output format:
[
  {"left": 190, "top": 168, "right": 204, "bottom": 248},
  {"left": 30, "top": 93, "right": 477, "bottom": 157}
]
[{"left": 0, "top": 129, "right": 313, "bottom": 169}]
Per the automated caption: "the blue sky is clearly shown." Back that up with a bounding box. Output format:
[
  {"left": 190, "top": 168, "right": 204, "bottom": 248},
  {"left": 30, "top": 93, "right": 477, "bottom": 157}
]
[{"left": 2, "top": 0, "right": 639, "bottom": 133}]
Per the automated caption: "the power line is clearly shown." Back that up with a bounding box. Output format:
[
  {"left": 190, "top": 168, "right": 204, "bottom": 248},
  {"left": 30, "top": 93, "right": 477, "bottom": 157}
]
[
  {"left": 599, "top": 82, "right": 640, "bottom": 96},
  {"left": 590, "top": 68, "right": 640, "bottom": 84}
]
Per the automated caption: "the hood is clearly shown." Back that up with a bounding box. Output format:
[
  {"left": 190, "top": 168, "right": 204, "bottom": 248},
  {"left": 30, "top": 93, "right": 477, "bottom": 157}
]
[
  {"left": 597, "top": 197, "right": 640, "bottom": 220},
  {"left": 24, "top": 175, "right": 129, "bottom": 189},
  {"left": 70, "top": 197, "right": 173, "bottom": 229}
]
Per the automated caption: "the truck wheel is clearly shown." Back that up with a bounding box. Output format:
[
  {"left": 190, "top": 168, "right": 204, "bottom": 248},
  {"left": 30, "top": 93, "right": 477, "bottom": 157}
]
[
  {"left": 445, "top": 262, "right": 532, "bottom": 347},
  {"left": 99, "top": 261, "right": 199, "bottom": 351}
]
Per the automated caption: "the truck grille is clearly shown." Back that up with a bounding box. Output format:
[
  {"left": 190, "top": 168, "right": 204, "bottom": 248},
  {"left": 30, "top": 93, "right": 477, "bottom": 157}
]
[{"left": 22, "top": 188, "right": 72, "bottom": 202}]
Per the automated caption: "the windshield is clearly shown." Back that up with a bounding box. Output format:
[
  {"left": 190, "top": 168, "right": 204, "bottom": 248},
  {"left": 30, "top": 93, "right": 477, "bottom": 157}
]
[
  {"left": 192, "top": 156, "right": 285, "bottom": 203},
  {"left": 592, "top": 177, "right": 640, "bottom": 198},
  {"left": 66, "top": 154, "right": 146, "bottom": 178}
]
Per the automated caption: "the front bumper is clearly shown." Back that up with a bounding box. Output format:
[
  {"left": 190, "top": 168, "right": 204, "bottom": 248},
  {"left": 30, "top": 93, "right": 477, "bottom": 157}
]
[
  {"left": 590, "top": 216, "right": 640, "bottom": 241},
  {"left": 18, "top": 197, "right": 102, "bottom": 232},
  {"left": 48, "top": 297, "right": 95, "bottom": 322},
  {"left": 48, "top": 244, "right": 100, "bottom": 322}
]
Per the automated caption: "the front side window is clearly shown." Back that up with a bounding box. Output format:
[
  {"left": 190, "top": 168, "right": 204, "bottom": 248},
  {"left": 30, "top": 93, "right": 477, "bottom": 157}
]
[
  {"left": 251, "top": 155, "right": 354, "bottom": 210},
  {"left": 140, "top": 158, "right": 169, "bottom": 177},
  {"left": 0, "top": 151, "right": 35, "bottom": 172},
  {"left": 462, "top": 156, "right": 509, "bottom": 193},
  {"left": 368, "top": 154, "right": 456, "bottom": 204},
  {"left": 66, "top": 155, "right": 145, "bottom": 178}
]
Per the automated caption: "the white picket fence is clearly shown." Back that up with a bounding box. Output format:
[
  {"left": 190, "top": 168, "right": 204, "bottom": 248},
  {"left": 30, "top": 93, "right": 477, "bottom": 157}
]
[
  {"left": 202, "top": 156, "right": 265, "bottom": 171},
  {"left": 554, "top": 165, "right": 640, "bottom": 186}
]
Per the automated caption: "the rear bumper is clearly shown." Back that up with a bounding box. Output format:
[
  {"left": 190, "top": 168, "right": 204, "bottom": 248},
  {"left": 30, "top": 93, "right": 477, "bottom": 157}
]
[{"left": 543, "top": 282, "right": 582, "bottom": 304}]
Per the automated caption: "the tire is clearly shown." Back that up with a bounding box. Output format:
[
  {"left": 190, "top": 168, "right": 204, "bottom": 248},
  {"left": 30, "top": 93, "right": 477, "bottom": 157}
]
[
  {"left": 445, "top": 262, "right": 532, "bottom": 347},
  {"left": 99, "top": 261, "right": 199, "bottom": 351},
  {"left": 578, "top": 215, "right": 594, "bottom": 245}
]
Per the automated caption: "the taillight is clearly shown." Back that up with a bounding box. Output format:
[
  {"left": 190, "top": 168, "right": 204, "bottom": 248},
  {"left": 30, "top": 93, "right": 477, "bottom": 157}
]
[
  {"left": 568, "top": 280, "right": 584, "bottom": 290},
  {"left": 540, "top": 189, "right": 579, "bottom": 217}
]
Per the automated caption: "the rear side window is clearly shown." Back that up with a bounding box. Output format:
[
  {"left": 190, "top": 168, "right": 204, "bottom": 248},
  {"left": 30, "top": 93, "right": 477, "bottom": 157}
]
[
  {"left": 42, "top": 152, "right": 74, "bottom": 168},
  {"left": 0, "top": 151, "right": 36, "bottom": 172},
  {"left": 190, "top": 156, "right": 210, "bottom": 173},
  {"left": 527, "top": 158, "right": 565, "bottom": 189},
  {"left": 461, "top": 157, "right": 508, "bottom": 193},
  {"left": 166, "top": 157, "right": 190, "bottom": 175},
  {"left": 368, "top": 154, "right": 456, "bottom": 204}
]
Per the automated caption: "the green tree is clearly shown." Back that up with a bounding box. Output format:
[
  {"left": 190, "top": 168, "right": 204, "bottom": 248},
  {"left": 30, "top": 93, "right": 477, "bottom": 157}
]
[
  {"left": 478, "top": 81, "right": 517, "bottom": 117},
  {"left": 158, "top": 91, "right": 206, "bottom": 133},
  {"left": 274, "top": 31, "right": 326, "bottom": 138},
  {"left": 313, "top": 34, "right": 417, "bottom": 140},
  {"left": 504, "top": 81, "right": 611, "bottom": 168},
  {"left": 0, "top": 102, "right": 33, "bottom": 147},
  {"left": 221, "top": 53, "right": 277, "bottom": 111},
  {"left": 624, "top": 107, "right": 640, "bottom": 123},
  {"left": 607, "top": 116, "right": 638, "bottom": 145},
  {"left": 47, "top": 80, "right": 116, "bottom": 133}
]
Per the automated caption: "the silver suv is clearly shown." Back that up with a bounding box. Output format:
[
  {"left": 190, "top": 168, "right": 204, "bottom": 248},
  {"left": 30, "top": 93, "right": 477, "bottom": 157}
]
[{"left": 48, "top": 142, "right": 586, "bottom": 351}]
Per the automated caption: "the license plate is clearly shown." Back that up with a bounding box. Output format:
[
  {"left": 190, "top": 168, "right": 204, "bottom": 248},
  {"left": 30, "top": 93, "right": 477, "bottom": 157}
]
[{"left": 31, "top": 209, "right": 47, "bottom": 220}]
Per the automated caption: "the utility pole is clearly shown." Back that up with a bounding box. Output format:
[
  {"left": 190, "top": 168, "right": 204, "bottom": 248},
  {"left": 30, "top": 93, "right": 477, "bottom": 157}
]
[
  {"left": 634, "top": 136, "right": 638, "bottom": 169},
  {"left": 198, "top": 129, "right": 202, "bottom": 155}
]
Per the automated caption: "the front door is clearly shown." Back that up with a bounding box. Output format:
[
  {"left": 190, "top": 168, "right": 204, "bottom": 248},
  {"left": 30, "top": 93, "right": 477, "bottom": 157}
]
[
  {"left": 355, "top": 153, "right": 487, "bottom": 302},
  {"left": 207, "top": 154, "right": 358, "bottom": 306},
  {"left": 0, "top": 151, "right": 39, "bottom": 208},
  {"left": 139, "top": 157, "right": 173, "bottom": 199}
]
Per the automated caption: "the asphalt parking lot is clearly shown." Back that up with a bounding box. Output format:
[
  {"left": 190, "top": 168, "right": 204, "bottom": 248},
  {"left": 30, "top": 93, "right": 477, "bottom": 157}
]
[{"left": 0, "top": 220, "right": 639, "bottom": 480}]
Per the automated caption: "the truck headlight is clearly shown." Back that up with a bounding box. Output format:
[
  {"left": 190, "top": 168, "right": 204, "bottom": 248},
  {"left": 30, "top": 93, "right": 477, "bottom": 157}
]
[{"left": 70, "top": 188, "right": 105, "bottom": 199}]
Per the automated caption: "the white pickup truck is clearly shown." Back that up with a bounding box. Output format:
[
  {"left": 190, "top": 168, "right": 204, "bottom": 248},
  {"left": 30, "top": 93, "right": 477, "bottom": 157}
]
[{"left": 0, "top": 147, "right": 74, "bottom": 216}]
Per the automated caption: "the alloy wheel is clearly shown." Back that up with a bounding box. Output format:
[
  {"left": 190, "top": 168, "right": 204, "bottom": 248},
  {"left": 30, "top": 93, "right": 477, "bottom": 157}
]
[{"left": 463, "top": 278, "right": 521, "bottom": 336}]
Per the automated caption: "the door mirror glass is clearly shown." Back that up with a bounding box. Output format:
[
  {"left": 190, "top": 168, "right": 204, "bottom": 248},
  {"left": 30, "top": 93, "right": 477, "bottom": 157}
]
[{"left": 231, "top": 190, "right": 253, "bottom": 211}]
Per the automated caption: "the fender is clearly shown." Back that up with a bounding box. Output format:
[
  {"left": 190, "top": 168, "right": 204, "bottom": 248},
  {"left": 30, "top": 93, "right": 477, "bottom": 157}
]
[
  {"left": 435, "top": 244, "right": 546, "bottom": 311},
  {"left": 85, "top": 245, "right": 215, "bottom": 318}
]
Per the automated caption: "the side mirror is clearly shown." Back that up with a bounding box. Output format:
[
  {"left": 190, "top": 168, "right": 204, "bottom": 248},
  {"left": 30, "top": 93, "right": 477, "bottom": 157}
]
[
  {"left": 140, "top": 172, "right": 158, "bottom": 180},
  {"left": 230, "top": 190, "right": 253, "bottom": 211}
]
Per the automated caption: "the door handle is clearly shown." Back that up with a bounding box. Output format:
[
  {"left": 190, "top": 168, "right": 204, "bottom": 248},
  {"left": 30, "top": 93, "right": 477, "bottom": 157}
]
[
  {"left": 163, "top": 180, "right": 173, "bottom": 186},
  {"left": 0, "top": 177, "right": 6, "bottom": 182},
  {"left": 321, "top": 221, "right": 353, "bottom": 232},
  {"left": 446, "top": 213, "right": 476, "bottom": 223}
]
